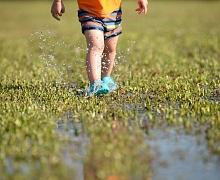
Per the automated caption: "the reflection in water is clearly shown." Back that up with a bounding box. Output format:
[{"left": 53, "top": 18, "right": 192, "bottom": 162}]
[
  {"left": 56, "top": 113, "right": 152, "bottom": 180},
  {"left": 82, "top": 120, "right": 152, "bottom": 180},
  {"left": 56, "top": 113, "right": 220, "bottom": 180}
]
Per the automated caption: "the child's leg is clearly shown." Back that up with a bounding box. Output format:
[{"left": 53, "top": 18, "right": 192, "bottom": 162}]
[
  {"left": 101, "top": 36, "right": 119, "bottom": 78},
  {"left": 84, "top": 30, "right": 105, "bottom": 83}
]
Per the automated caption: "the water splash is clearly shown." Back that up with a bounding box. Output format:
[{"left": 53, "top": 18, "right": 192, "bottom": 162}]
[
  {"left": 29, "top": 27, "right": 85, "bottom": 85},
  {"left": 29, "top": 27, "right": 137, "bottom": 90}
]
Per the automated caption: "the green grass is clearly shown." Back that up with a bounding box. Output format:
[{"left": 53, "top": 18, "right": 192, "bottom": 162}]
[{"left": 0, "top": 1, "right": 220, "bottom": 179}]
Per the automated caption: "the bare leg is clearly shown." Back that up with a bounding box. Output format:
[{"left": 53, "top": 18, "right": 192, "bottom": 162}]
[
  {"left": 101, "top": 36, "right": 119, "bottom": 78},
  {"left": 84, "top": 30, "right": 104, "bottom": 83}
]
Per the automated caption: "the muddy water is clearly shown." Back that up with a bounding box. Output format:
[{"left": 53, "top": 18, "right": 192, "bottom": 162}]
[{"left": 56, "top": 118, "right": 220, "bottom": 180}]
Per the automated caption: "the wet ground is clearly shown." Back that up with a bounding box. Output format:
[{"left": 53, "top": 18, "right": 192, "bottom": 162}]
[
  {"left": 148, "top": 128, "right": 220, "bottom": 180},
  {"left": 56, "top": 116, "right": 220, "bottom": 180}
]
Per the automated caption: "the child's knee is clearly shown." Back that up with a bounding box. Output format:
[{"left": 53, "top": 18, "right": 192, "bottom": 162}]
[{"left": 104, "top": 46, "right": 117, "bottom": 54}]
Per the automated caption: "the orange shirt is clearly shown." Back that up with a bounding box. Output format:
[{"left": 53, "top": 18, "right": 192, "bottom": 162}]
[{"left": 77, "top": 0, "right": 122, "bottom": 18}]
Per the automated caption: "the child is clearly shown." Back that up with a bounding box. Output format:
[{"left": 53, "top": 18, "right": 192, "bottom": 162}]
[{"left": 51, "top": 0, "right": 148, "bottom": 95}]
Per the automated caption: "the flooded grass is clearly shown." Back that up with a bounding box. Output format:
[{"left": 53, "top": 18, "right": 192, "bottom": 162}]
[{"left": 0, "top": 1, "right": 220, "bottom": 179}]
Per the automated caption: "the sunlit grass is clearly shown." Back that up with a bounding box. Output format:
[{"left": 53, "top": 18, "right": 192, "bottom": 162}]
[{"left": 0, "top": 1, "right": 220, "bottom": 179}]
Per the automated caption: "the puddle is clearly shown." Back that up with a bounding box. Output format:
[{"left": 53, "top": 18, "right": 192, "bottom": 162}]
[
  {"left": 148, "top": 128, "right": 220, "bottom": 180},
  {"left": 56, "top": 114, "right": 220, "bottom": 180},
  {"left": 56, "top": 118, "right": 89, "bottom": 180}
]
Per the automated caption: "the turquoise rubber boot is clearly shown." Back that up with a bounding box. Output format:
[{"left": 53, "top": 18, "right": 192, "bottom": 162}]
[
  {"left": 101, "top": 76, "right": 117, "bottom": 92},
  {"left": 90, "top": 80, "right": 110, "bottom": 95}
]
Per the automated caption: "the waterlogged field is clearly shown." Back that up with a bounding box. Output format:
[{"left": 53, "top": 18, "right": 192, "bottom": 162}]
[{"left": 0, "top": 1, "right": 220, "bottom": 179}]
